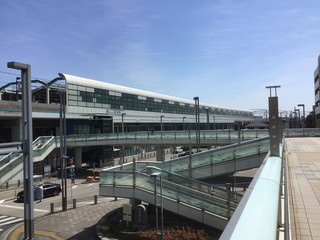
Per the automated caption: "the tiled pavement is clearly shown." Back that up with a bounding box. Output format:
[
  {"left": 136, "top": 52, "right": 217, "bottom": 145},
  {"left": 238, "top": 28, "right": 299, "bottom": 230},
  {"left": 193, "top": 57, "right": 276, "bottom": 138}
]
[
  {"left": 1, "top": 197, "right": 128, "bottom": 240},
  {"left": 286, "top": 138, "right": 320, "bottom": 240}
]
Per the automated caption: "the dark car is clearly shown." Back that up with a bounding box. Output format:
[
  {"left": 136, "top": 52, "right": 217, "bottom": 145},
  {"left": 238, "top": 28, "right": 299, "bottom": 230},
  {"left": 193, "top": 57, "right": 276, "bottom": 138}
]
[{"left": 17, "top": 182, "right": 61, "bottom": 202}]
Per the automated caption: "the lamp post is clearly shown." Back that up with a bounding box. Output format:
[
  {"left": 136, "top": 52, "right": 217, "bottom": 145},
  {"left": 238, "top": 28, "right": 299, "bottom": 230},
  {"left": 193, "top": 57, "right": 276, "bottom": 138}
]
[
  {"left": 59, "top": 90, "right": 68, "bottom": 211},
  {"left": 121, "top": 113, "right": 126, "bottom": 133},
  {"left": 121, "top": 113, "right": 126, "bottom": 164},
  {"left": 193, "top": 97, "right": 200, "bottom": 152},
  {"left": 295, "top": 108, "right": 301, "bottom": 128},
  {"left": 297, "top": 104, "right": 305, "bottom": 128},
  {"left": 160, "top": 115, "right": 164, "bottom": 132},
  {"left": 183, "top": 117, "right": 186, "bottom": 131},
  {"left": 151, "top": 172, "right": 163, "bottom": 240},
  {"left": 213, "top": 116, "right": 216, "bottom": 130},
  {"left": 206, "top": 108, "right": 210, "bottom": 130},
  {"left": 8, "top": 61, "right": 34, "bottom": 240}
]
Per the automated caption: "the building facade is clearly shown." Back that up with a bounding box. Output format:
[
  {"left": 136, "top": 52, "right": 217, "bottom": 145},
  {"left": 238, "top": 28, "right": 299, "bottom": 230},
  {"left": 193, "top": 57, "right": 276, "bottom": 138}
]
[{"left": 0, "top": 73, "right": 253, "bottom": 174}]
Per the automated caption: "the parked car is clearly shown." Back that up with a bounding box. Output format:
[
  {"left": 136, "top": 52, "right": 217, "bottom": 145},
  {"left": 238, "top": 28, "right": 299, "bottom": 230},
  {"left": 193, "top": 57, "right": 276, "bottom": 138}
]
[
  {"left": 17, "top": 182, "right": 61, "bottom": 202},
  {"left": 178, "top": 151, "right": 194, "bottom": 157},
  {"left": 173, "top": 146, "right": 183, "bottom": 154}
]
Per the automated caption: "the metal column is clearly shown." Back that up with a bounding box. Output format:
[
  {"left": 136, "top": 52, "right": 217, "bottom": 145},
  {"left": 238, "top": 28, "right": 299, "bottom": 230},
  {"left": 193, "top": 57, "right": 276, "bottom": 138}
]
[
  {"left": 59, "top": 92, "right": 67, "bottom": 211},
  {"left": 8, "top": 61, "right": 34, "bottom": 239}
]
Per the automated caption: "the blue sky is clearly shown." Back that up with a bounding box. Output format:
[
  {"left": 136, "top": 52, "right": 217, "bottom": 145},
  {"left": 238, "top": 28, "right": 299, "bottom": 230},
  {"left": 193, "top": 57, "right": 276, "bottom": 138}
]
[{"left": 0, "top": 0, "right": 319, "bottom": 113}]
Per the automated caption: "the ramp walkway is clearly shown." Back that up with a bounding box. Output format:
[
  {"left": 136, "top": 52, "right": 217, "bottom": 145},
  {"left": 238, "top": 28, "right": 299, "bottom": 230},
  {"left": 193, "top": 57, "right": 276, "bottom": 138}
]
[{"left": 99, "top": 136, "right": 270, "bottom": 229}]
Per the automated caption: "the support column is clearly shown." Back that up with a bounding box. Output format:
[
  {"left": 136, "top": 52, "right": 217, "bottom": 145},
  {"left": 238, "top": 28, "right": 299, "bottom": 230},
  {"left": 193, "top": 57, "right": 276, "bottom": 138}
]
[
  {"left": 75, "top": 147, "right": 82, "bottom": 169},
  {"left": 156, "top": 146, "right": 165, "bottom": 162}
]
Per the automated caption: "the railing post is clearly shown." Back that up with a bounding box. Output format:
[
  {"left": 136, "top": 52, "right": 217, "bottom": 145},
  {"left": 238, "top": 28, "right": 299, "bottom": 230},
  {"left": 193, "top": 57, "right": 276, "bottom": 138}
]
[{"left": 226, "top": 183, "right": 231, "bottom": 220}]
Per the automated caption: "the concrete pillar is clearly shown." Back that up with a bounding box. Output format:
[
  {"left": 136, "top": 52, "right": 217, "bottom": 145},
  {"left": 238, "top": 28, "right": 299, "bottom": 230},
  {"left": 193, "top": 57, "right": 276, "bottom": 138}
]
[
  {"left": 156, "top": 146, "right": 165, "bottom": 162},
  {"left": 12, "top": 119, "right": 23, "bottom": 142},
  {"left": 75, "top": 147, "right": 82, "bottom": 169}
]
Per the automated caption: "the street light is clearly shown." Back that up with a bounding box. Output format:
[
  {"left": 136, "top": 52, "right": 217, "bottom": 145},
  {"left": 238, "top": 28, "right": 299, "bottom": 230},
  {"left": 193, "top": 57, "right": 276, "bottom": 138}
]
[
  {"left": 205, "top": 108, "right": 210, "bottom": 130},
  {"left": 297, "top": 104, "right": 305, "bottom": 128},
  {"left": 8, "top": 61, "right": 34, "bottom": 240},
  {"left": 183, "top": 117, "right": 186, "bottom": 131},
  {"left": 160, "top": 115, "right": 164, "bottom": 131},
  {"left": 213, "top": 116, "right": 216, "bottom": 130},
  {"left": 121, "top": 113, "right": 126, "bottom": 164},
  {"left": 193, "top": 97, "right": 200, "bottom": 152},
  {"left": 121, "top": 113, "right": 126, "bottom": 133},
  {"left": 151, "top": 172, "right": 163, "bottom": 240}
]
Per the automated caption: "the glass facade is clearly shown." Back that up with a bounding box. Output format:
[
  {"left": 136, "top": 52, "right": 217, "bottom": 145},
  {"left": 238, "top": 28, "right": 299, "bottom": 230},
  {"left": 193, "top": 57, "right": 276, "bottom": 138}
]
[{"left": 67, "top": 83, "right": 252, "bottom": 118}]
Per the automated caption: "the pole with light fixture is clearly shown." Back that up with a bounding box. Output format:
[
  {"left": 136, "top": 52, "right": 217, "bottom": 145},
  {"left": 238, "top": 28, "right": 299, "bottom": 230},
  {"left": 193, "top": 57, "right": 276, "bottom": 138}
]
[
  {"left": 160, "top": 115, "right": 164, "bottom": 131},
  {"left": 7, "top": 61, "right": 34, "bottom": 239},
  {"left": 297, "top": 104, "right": 305, "bottom": 128},
  {"left": 151, "top": 172, "right": 163, "bottom": 240}
]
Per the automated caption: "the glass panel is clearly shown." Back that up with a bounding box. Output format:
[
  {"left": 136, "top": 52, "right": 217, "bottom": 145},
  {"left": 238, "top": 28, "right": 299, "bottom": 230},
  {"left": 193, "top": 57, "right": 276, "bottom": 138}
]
[
  {"left": 100, "top": 171, "right": 114, "bottom": 185},
  {"left": 114, "top": 172, "right": 133, "bottom": 186}
]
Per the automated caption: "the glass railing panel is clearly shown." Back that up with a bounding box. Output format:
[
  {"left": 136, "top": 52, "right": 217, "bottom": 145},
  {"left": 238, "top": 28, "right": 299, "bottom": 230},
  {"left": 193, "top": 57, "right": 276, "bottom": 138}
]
[
  {"left": 234, "top": 142, "right": 259, "bottom": 159},
  {"left": 114, "top": 172, "right": 133, "bottom": 186},
  {"left": 99, "top": 171, "right": 114, "bottom": 185},
  {"left": 160, "top": 132, "right": 174, "bottom": 140},
  {"left": 191, "top": 153, "right": 211, "bottom": 169},
  {"left": 259, "top": 140, "right": 270, "bottom": 153},
  {"left": 0, "top": 155, "right": 23, "bottom": 178},
  {"left": 96, "top": 133, "right": 107, "bottom": 141},
  {"left": 212, "top": 148, "right": 234, "bottom": 164},
  {"left": 176, "top": 188, "right": 202, "bottom": 209},
  {"left": 203, "top": 197, "right": 230, "bottom": 217},
  {"left": 161, "top": 182, "right": 178, "bottom": 200},
  {"left": 216, "top": 131, "right": 229, "bottom": 139},
  {"left": 136, "top": 174, "right": 154, "bottom": 192},
  {"left": 167, "top": 157, "right": 189, "bottom": 172}
]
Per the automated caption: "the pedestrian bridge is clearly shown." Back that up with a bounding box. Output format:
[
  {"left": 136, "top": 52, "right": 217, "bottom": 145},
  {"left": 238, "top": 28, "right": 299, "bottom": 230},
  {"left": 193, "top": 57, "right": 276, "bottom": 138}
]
[
  {"left": 1, "top": 129, "right": 270, "bottom": 185},
  {"left": 99, "top": 128, "right": 320, "bottom": 234},
  {"left": 99, "top": 136, "right": 271, "bottom": 229}
]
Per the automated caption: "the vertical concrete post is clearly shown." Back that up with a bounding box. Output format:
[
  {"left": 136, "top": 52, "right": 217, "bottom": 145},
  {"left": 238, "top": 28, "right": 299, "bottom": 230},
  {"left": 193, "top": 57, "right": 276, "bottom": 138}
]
[
  {"left": 156, "top": 146, "right": 165, "bottom": 162},
  {"left": 269, "top": 97, "right": 281, "bottom": 156},
  {"left": 74, "top": 147, "right": 82, "bottom": 169},
  {"left": 267, "top": 85, "right": 282, "bottom": 157}
]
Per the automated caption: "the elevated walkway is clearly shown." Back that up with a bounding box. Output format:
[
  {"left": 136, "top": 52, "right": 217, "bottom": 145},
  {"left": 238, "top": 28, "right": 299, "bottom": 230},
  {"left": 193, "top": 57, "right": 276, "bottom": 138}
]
[
  {"left": 1, "top": 128, "right": 319, "bottom": 186},
  {"left": 0, "top": 129, "right": 268, "bottom": 185},
  {"left": 99, "top": 137, "right": 270, "bottom": 229}
]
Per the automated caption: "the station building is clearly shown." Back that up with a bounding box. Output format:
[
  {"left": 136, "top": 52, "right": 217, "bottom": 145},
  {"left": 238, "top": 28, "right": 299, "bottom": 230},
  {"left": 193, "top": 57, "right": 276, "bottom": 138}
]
[{"left": 0, "top": 73, "right": 253, "bottom": 171}]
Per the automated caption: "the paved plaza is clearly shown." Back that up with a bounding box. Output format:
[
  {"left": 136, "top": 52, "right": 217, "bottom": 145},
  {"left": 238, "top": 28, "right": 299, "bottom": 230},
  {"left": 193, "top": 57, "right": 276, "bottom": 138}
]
[{"left": 286, "top": 138, "right": 320, "bottom": 240}]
